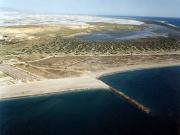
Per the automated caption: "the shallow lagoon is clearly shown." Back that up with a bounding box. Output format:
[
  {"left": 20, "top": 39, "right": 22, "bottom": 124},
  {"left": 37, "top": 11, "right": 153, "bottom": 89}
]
[
  {"left": 75, "top": 24, "right": 180, "bottom": 41},
  {"left": 0, "top": 66, "right": 180, "bottom": 135}
]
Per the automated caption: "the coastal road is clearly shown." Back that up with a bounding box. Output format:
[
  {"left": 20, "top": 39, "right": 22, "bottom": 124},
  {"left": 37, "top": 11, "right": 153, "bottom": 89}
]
[{"left": 0, "top": 64, "right": 40, "bottom": 82}]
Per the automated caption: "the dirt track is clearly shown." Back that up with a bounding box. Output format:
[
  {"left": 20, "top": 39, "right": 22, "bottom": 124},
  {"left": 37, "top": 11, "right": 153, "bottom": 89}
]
[{"left": 0, "top": 64, "right": 40, "bottom": 82}]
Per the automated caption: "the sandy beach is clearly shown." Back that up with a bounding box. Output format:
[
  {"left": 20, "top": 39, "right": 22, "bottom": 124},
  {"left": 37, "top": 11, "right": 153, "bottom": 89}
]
[
  {"left": 0, "top": 62, "right": 179, "bottom": 100},
  {"left": 95, "top": 62, "right": 180, "bottom": 78},
  {"left": 0, "top": 76, "right": 109, "bottom": 99}
]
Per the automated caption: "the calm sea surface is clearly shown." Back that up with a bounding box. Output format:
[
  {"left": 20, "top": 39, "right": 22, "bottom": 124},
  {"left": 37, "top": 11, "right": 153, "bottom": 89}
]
[{"left": 0, "top": 66, "right": 180, "bottom": 135}]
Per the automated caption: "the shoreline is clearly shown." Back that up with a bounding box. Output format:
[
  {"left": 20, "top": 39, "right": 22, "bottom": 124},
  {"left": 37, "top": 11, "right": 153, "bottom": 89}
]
[
  {"left": 95, "top": 63, "right": 180, "bottom": 78},
  {"left": 0, "top": 88, "right": 109, "bottom": 102},
  {"left": 0, "top": 76, "right": 109, "bottom": 100},
  {"left": 0, "top": 63, "right": 180, "bottom": 100}
]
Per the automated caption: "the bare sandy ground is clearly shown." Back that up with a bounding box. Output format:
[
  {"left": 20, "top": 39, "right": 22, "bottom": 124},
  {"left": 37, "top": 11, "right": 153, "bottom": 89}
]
[
  {"left": 0, "top": 62, "right": 179, "bottom": 99},
  {"left": 0, "top": 14, "right": 144, "bottom": 27},
  {"left": 0, "top": 76, "right": 109, "bottom": 99},
  {"left": 18, "top": 54, "right": 180, "bottom": 79},
  {"left": 0, "top": 24, "right": 93, "bottom": 41},
  {"left": 0, "top": 64, "right": 40, "bottom": 81},
  {"left": 0, "top": 24, "right": 90, "bottom": 34}
]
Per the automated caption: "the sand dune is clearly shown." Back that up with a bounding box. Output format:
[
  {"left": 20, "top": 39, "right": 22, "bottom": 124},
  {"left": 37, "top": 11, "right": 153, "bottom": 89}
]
[{"left": 0, "top": 10, "right": 144, "bottom": 26}]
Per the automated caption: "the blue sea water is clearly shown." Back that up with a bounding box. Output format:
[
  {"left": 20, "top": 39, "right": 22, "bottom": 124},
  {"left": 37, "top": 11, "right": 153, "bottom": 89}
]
[
  {"left": 0, "top": 66, "right": 180, "bottom": 135},
  {"left": 100, "top": 66, "right": 180, "bottom": 134},
  {"left": 136, "top": 17, "right": 180, "bottom": 27},
  {"left": 106, "top": 16, "right": 180, "bottom": 27}
]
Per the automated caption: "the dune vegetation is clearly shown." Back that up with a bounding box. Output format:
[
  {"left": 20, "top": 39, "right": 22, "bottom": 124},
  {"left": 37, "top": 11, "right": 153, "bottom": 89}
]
[
  {"left": 0, "top": 23, "right": 180, "bottom": 63},
  {"left": 11, "top": 37, "right": 180, "bottom": 56}
]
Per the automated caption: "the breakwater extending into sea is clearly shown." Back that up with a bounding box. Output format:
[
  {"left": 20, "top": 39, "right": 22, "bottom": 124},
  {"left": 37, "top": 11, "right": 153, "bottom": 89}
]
[{"left": 0, "top": 66, "right": 179, "bottom": 135}]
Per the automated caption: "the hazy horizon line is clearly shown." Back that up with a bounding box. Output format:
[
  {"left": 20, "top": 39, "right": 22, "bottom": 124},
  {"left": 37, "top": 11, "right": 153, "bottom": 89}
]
[{"left": 1, "top": 6, "right": 180, "bottom": 19}]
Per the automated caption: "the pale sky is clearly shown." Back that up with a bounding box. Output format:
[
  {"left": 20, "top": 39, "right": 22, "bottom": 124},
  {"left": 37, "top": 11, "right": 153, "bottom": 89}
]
[{"left": 0, "top": 0, "right": 180, "bottom": 17}]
